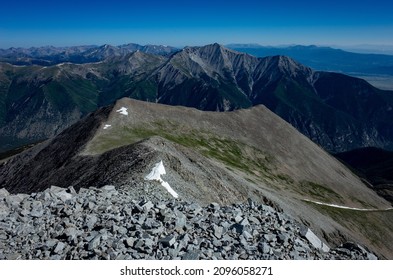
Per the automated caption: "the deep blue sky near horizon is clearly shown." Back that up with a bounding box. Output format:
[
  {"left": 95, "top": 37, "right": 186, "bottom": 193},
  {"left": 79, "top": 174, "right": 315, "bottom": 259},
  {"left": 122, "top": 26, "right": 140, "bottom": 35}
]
[{"left": 1, "top": 0, "right": 392, "bottom": 49}]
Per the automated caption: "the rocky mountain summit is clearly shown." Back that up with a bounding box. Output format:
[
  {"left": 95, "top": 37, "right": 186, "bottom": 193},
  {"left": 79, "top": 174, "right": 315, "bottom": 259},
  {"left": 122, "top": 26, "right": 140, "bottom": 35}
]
[{"left": 0, "top": 186, "right": 377, "bottom": 260}]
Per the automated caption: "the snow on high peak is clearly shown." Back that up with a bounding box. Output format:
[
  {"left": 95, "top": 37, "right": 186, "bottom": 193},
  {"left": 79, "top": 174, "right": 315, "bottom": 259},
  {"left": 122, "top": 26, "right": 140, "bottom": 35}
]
[{"left": 145, "top": 161, "right": 179, "bottom": 198}]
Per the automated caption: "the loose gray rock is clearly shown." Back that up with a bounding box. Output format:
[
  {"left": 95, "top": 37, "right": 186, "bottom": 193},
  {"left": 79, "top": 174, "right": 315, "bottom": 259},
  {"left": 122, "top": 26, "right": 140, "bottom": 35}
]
[
  {"left": 159, "top": 235, "right": 176, "bottom": 247},
  {"left": 85, "top": 214, "right": 98, "bottom": 230},
  {"left": 0, "top": 188, "right": 9, "bottom": 199},
  {"left": 5, "top": 194, "right": 27, "bottom": 208},
  {"left": 174, "top": 209, "right": 187, "bottom": 230},
  {"left": 54, "top": 190, "right": 73, "bottom": 202},
  {"left": 0, "top": 204, "right": 9, "bottom": 217},
  {"left": 88, "top": 235, "right": 101, "bottom": 250},
  {"left": 0, "top": 185, "right": 378, "bottom": 260},
  {"left": 213, "top": 225, "right": 223, "bottom": 239},
  {"left": 54, "top": 242, "right": 66, "bottom": 254},
  {"left": 243, "top": 230, "right": 253, "bottom": 241},
  {"left": 259, "top": 242, "right": 271, "bottom": 254},
  {"left": 125, "top": 237, "right": 135, "bottom": 247},
  {"left": 64, "top": 227, "right": 78, "bottom": 240},
  {"left": 182, "top": 250, "right": 201, "bottom": 260}
]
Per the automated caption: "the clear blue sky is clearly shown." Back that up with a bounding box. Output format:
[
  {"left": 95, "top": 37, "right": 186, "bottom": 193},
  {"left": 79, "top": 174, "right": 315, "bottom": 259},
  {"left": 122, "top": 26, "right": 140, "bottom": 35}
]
[{"left": 0, "top": 0, "right": 392, "bottom": 48}]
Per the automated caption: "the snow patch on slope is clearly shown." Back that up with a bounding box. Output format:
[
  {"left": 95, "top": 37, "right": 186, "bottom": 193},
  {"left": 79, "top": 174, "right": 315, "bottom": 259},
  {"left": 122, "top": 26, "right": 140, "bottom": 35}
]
[
  {"left": 103, "top": 124, "right": 112, "bottom": 130},
  {"left": 145, "top": 161, "right": 179, "bottom": 198},
  {"left": 116, "top": 107, "right": 128, "bottom": 116},
  {"left": 303, "top": 199, "right": 393, "bottom": 211}
]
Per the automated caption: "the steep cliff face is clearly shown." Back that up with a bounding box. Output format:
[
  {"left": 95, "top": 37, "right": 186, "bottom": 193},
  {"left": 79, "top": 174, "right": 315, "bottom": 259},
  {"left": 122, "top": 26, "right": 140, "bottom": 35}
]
[{"left": 1, "top": 44, "right": 393, "bottom": 153}]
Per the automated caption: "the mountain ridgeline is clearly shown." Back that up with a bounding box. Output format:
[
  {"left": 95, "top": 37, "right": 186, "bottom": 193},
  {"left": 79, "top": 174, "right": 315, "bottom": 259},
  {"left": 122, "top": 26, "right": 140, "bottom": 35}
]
[
  {"left": 1, "top": 43, "right": 393, "bottom": 153},
  {"left": 0, "top": 43, "right": 178, "bottom": 65},
  {"left": 227, "top": 44, "right": 393, "bottom": 75},
  {"left": 1, "top": 98, "right": 392, "bottom": 258}
]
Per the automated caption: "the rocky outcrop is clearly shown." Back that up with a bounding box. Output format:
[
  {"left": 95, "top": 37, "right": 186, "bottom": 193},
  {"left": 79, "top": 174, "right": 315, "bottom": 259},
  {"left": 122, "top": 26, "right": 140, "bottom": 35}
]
[{"left": 0, "top": 186, "right": 377, "bottom": 260}]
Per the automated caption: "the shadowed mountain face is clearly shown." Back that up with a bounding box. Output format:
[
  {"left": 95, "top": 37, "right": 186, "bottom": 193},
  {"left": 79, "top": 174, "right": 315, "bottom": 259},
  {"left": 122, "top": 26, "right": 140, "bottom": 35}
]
[
  {"left": 335, "top": 147, "right": 393, "bottom": 203},
  {"left": 1, "top": 98, "right": 392, "bottom": 258},
  {"left": 1, "top": 43, "right": 393, "bottom": 153}
]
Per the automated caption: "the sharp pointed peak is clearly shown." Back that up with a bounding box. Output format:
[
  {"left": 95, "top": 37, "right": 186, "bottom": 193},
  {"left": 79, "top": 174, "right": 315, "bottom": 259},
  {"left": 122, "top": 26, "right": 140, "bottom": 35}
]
[{"left": 181, "top": 43, "right": 242, "bottom": 56}]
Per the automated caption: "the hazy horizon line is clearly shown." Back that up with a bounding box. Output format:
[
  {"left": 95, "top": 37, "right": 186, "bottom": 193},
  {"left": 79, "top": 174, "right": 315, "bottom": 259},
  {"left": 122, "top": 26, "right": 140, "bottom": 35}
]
[{"left": 2, "top": 42, "right": 393, "bottom": 55}]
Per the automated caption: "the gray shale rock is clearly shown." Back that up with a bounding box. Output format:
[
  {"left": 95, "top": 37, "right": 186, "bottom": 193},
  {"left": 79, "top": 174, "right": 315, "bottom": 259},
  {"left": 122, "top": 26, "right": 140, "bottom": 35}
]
[
  {"left": 0, "top": 188, "right": 10, "bottom": 199},
  {"left": 0, "top": 185, "right": 378, "bottom": 260}
]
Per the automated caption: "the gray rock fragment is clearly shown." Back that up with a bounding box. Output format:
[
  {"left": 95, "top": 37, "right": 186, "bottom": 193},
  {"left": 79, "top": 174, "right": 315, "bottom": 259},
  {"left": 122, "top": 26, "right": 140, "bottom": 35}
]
[
  {"left": 174, "top": 209, "right": 186, "bottom": 230},
  {"left": 242, "top": 230, "right": 253, "bottom": 241},
  {"left": 64, "top": 227, "right": 78, "bottom": 240},
  {"left": 46, "top": 240, "right": 57, "bottom": 248},
  {"left": 54, "top": 190, "right": 73, "bottom": 202},
  {"left": 30, "top": 201, "right": 44, "bottom": 218},
  {"left": 125, "top": 237, "right": 135, "bottom": 248},
  {"left": 300, "top": 227, "right": 329, "bottom": 253},
  {"left": 259, "top": 242, "right": 271, "bottom": 254},
  {"left": 85, "top": 214, "right": 98, "bottom": 230},
  {"left": 264, "top": 233, "right": 276, "bottom": 242},
  {"left": 182, "top": 250, "right": 201, "bottom": 260},
  {"left": 188, "top": 203, "right": 202, "bottom": 215},
  {"left": 159, "top": 235, "right": 176, "bottom": 247},
  {"left": 0, "top": 188, "right": 9, "bottom": 199},
  {"left": 209, "top": 203, "right": 220, "bottom": 211},
  {"left": 247, "top": 198, "right": 255, "bottom": 209},
  {"left": 213, "top": 225, "right": 223, "bottom": 239},
  {"left": 5, "top": 194, "right": 27, "bottom": 208},
  {"left": 0, "top": 204, "right": 9, "bottom": 217},
  {"left": 141, "top": 200, "right": 154, "bottom": 211},
  {"left": 49, "top": 185, "right": 64, "bottom": 193},
  {"left": 88, "top": 235, "right": 101, "bottom": 251},
  {"left": 54, "top": 242, "right": 66, "bottom": 254},
  {"left": 101, "top": 185, "right": 116, "bottom": 192}
]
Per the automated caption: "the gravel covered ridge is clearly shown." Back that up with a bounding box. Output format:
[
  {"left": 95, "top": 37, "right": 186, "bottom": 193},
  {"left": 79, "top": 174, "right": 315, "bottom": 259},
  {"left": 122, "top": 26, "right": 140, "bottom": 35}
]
[{"left": 0, "top": 186, "right": 377, "bottom": 260}]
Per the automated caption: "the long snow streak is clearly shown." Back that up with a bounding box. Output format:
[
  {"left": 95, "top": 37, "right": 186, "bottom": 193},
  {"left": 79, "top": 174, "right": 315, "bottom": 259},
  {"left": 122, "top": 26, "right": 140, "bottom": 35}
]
[
  {"left": 303, "top": 199, "right": 393, "bottom": 211},
  {"left": 145, "top": 161, "right": 179, "bottom": 198}
]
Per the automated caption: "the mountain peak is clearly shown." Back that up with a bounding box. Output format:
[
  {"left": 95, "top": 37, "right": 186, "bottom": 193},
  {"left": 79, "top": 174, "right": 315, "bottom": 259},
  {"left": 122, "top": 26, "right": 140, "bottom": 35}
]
[
  {"left": 265, "top": 55, "right": 313, "bottom": 76},
  {"left": 183, "top": 43, "right": 232, "bottom": 54}
]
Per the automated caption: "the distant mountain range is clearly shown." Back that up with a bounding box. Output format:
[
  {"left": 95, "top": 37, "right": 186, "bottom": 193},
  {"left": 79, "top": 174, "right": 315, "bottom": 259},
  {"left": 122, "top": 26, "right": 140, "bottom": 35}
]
[
  {"left": 227, "top": 44, "right": 393, "bottom": 76},
  {"left": 1, "top": 43, "right": 393, "bottom": 153},
  {"left": 0, "top": 43, "right": 178, "bottom": 65},
  {"left": 3, "top": 43, "right": 393, "bottom": 76}
]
